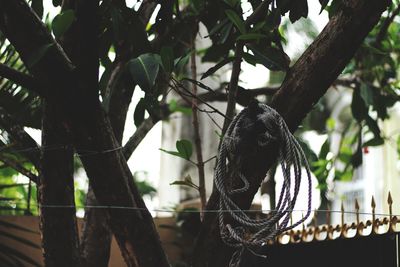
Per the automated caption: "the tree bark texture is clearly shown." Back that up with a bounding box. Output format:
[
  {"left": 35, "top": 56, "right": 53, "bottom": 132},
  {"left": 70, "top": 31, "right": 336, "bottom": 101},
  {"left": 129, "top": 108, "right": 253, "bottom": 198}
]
[
  {"left": 193, "top": 0, "right": 391, "bottom": 266},
  {"left": 39, "top": 101, "right": 80, "bottom": 267},
  {"left": 0, "top": 2, "right": 169, "bottom": 267},
  {"left": 80, "top": 185, "right": 112, "bottom": 267}
]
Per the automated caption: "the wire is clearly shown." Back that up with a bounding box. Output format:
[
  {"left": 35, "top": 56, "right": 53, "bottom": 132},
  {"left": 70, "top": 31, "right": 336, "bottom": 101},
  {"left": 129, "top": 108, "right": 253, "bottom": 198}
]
[
  {"left": 0, "top": 201, "right": 398, "bottom": 217},
  {"left": 0, "top": 144, "right": 124, "bottom": 157}
]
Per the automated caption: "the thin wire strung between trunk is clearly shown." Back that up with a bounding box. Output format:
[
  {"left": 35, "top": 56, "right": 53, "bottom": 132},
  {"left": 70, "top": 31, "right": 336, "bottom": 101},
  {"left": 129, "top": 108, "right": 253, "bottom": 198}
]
[{"left": 215, "top": 102, "right": 312, "bottom": 267}]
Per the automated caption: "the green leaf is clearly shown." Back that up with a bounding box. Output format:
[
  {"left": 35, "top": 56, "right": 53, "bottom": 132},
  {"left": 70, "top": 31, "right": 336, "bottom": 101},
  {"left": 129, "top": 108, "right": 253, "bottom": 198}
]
[
  {"left": 128, "top": 53, "right": 161, "bottom": 91},
  {"left": 351, "top": 89, "right": 368, "bottom": 122},
  {"left": 0, "top": 184, "right": 28, "bottom": 190},
  {"left": 242, "top": 52, "right": 257, "bottom": 66},
  {"left": 363, "top": 137, "right": 384, "bottom": 147},
  {"left": 159, "top": 139, "right": 193, "bottom": 161},
  {"left": 168, "top": 99, "right": 192, "bottom": 115},
  {"left": 201, "top": 57, "right": 235, "bottom": 79},
  {"left": 319, "top": 0, "right": 330, "bottom": 13},
  {"left": 26, "top": 43, "right": 54, "bottom": 68},
  {"left": 51, "top": 10, "right": 75, "bottom": 39},
  {"left": 340, "top": 170, "right": 353, "bottom": 182},
  {"left": 191, "top": 0, "right": 205, "bottom": 13},
  {"left": 218, "top": 23, "right": 233, "bottom": 44},
  {"left": 326, "top": 117, "right": 336, "bottom": 131},
  {"left": 160, "top": 46, "right": 174, "bottom": 73},
  {"left": 170, "top": 180, "right": 198, "bottom": 189},
  {"left": 207, "top": 18, "right": 229, "bottom": 37},
  {"left": 170, "top": 175, "right": 199, "bottom": 189},
  {"left": 365, "top": 115, "right": 381, "bottom": 139},
  {"left": 159, "top": 149, "right": 181, "bottom": 158},
  {"left": 136, "top": 180, "right": 157, "bottom": 197},
  {"left": 176, "top": 139, "right": 193, "bottom": 160},
  {"left": 174, "top": 51, "right": 191, "bottom": 76},
  {"left": 237, "top": 33, "right": 267, "bottom": 41},
  {"left": 360, "top": 83, "right": 374, "bottom": 106},
  {"left": 134, "top": 98, "right": 146, "bottom": 127},
  {"left": 351, "top": 137, "right": 363, "bottom": 168},
  {"left": 247, "top": 45, "right": 290, "bottom": 71},
  {"left": 397, "top": 136, "right": 400, "bottom": 159},
  {"left": 225, "top": 10, "right": 246, "bottom": 34},
  {"left": 319, "top": 138, "right": 330, "bottom": 159}
]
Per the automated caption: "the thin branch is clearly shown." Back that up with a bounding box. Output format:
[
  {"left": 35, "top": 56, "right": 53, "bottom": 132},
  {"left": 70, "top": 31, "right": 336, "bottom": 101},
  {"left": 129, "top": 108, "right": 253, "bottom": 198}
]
[
  {"left": 190, "top": 41, "right": 207, "bottom": 219},
  {"left": 222, "top": 41, "right": 244, "bottom": 134},
  {"left": 123, "top": 118, "right": 155, "bottom": 160},
  {"left": 172, "top": 79, "right": 229, "bottom": 119},
  {"left": 0, "top": 154, "right": 38, "bottom": 183},
  {"left": 375, "top": 4, "right": 400, "bottom": 45},
  {"left": 195, "top": 86, "right": 278, "bottom": 106},
  {"left": 0, "top": 63, "right": 42, "bottom": 95}
]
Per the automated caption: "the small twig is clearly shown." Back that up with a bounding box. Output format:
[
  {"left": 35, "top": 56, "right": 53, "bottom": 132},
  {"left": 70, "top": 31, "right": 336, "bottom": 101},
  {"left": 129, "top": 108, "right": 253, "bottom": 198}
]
[
  {"left": 0, "top": 154, "right": 38, "bottom": 184},
  {"left": 171, "top": 78, "right": 229, "bottom": 119},
  {"left": 190, "top": 41, "right": 207, "bottom": 219},
  {"left": 203, "top": 155, "right": 217, "bottom": 165}
]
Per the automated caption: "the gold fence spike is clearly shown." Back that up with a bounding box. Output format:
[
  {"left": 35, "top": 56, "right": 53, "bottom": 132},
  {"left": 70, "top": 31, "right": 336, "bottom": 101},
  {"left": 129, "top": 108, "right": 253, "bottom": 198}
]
[
  {"left": 371, "top": 196, "right": 376, "bottom": 222},
  {"left": 341, "top": 202, "right": 345, "bottom": 226},
  {"left": 388, "top": 191, "right": 393, "bottom": 205},
  {"left": 371, "top": 195, "right": 379, "bottom": 234},
  {"left": 371, "top": 196, "right": 376, "bottom": 209}
]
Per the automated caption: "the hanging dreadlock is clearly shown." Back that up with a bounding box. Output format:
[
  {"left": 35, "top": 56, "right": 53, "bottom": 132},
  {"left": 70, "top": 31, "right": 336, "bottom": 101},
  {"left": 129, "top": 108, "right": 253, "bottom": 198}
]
[{"left": 215, "top": 101, "right": 312, "bottom": 267}]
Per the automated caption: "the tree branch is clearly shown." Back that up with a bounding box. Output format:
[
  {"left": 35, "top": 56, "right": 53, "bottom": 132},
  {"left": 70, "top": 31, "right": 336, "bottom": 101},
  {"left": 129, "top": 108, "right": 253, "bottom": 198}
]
[
  {"left": 0, "top": 63, "right": 43, "bottom": 95},
  {"left": 190, "top": 40, "right": 207, "bottom": 218},
  {"left": 193, "top": 0, "right": 391, "bottom": 266},
  {"left": 195, "top": 86, "right": 278, "bottom": 106},
  {"left": 123, "top": 117, "right": 155, "bottom": 160},
  {"left": 222, "top": 42, "right": 244, "bottom": 133},
  {"left": 0, "top": 154, "right": 38, "bottom": 183},
  {"left": 375, "top": 4, "right": 400, "bottom": 45}
]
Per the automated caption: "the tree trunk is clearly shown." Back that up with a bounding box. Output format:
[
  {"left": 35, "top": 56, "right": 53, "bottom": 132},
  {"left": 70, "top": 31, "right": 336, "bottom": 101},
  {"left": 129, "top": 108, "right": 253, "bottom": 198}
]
[
  {"left": 70, "top": 101, "right": 169, "bottom": 267},
  {"left": 193, "top": 0, "right": 390, "bottom": 266},
  {"left": 38, "top": 101, "right": 80, "bottom": 267},
  {"left": 0, "top": 2, "right": 170, "bottom": 266},
  {"left": 81, "top": 64, "right": 135, "bottom": 267}
]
